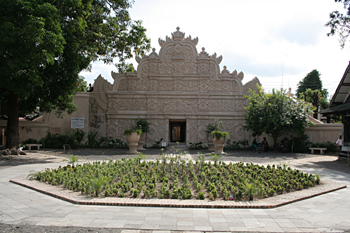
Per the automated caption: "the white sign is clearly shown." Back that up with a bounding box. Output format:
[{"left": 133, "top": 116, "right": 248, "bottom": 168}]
[
  {"left": 71, "top": 118, "right": 84, "bottom": 129},
  {"left": 161, "top": 142, "right": 167, "bottom": 147}
]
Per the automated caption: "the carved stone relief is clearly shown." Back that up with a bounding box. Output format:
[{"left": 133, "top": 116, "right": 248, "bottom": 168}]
[
  {"left": 187, "top": 119, "right": 198, "bottom": 143},
  {"left": 93, "top": 28, "right": 262, "bottom": 145},
  {"left": 208, "top": 100, "right": 235, "bottom": 112},
  {"left": 108, "top": 99, "right": 147, "bottom": 111},
  {"left": 160, "top": 99, "right": 197, "bottom": 113}
]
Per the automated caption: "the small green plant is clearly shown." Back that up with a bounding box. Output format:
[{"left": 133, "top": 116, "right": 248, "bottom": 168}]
[
  {"left": 210, "top": 153, "right": 222, "bottom": 162},
  {"left": 189, "top": 142, "right": 208, "bottom": 149},
  {"left": 151, "top": 138, "right": 163, "bottom": 148},
  {"left": 63, "top": 154, "right": 81, "bottom": 167},
  {"left": 211, "top": 130, "right": 230, "bottom": 140},
  {"left": 205, "top": 119, "right": 224, "bottom": 134},
  {"left": 196, "top": 192, "right": 205, "bottom": 200},
  {"left": 124, "top": 122, "right": 143, "bottom": 136},
  {"left": 134, "top": 117, "right": 151, "bottom": 133},
  {"left": 89, "top": 177, "right": 107, "bottom": 197},
  {"left": 86, "top": 131, "right": 100, "bottom": 148}
]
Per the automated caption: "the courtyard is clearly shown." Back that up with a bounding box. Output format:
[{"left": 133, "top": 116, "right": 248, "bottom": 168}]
[{"left": 0, "top": 148, "right": 349, "bottom": 232}]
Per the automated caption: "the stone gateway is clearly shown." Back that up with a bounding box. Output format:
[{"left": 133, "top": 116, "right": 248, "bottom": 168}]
[{"left": 91, "top": 27, "right": 261, "bottom": 146}]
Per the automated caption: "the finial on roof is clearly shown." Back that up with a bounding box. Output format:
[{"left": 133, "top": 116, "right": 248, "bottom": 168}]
[{"left": 176, "top": 27, "right": 180, "bottom": 31}]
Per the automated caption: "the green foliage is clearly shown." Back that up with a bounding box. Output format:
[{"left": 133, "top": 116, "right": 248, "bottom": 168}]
[
  {"left": 205, "top": 119, "right": 224, "bottom": 134},
  {"left": 40, "top": 131, "right": 83, "bottom": 149},
  {"left": 311, "top": 141, "right": 337, "bottom": 152},
  {"left": 196, "top": 192, "right": 205, "bottom": 200},
  {"left": 244, "top": 86, "right": 314, "bottom": 150},
  {"left": 89, "top": 177, "right": 108, "bottom": 197},
  {"left": 326, "top": 0, "right": 350, "bottom": 48},
  {"left": 299, "top": 88, "right": 329, "bottom": 118},
  {"left": 189, "top": 142, "right": 208, "bottom": 149},
  {"left": 225, "top": 139, "right": 249, "bottom": 150},
  {"left": 210, "top": 153, "right": 222, "bottom": 162},
  {"left": 151, "top": 138, "right": 163, "bottom": 149},
  {"left": 22, "top": 138, "right": 39, "bottom": 145},
  {"left": 86, "top": 131, "right": 100, "bottom": 148},
  {"left": 0, "top": 0, "right": 151, "bottom": 149},
  {"left": 31, "top": 150, "right": 321, "bottom": 200},
  {"left": 211, "top": 131, "right": 230, "bottom": 140},
  {"left": 99, "top": 137, "right": 128, "bottom": 148},
  {"left": 286, "top": 134, "right": 312, "bottom": 153},
  {"left": 73, "top": 129, "right": 86, "bottom": 146},
  {"left": 296, "top": 70, "right": 323, "bottom": 98},
  {"left": 63, "top": 154, "right": 81, "bottom": 167},
  {"left": 134, "top": 117, "right": 150, "bottom": 133},
  {"left": 124, "top": 123, "right": 143, "bottom": 136}
]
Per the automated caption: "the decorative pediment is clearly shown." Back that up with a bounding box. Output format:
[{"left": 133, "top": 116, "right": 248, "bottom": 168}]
[{"left": 109, "top": 27, "right": 260, "bottom": 94}]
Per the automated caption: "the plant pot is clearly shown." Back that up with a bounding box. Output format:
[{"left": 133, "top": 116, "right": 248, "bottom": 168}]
[
  {"left": 207, "top": 133, "right": 214, "bottom": 151},
  {"left": 126, "top": 132, "right": 141, "bottom": 154},
  {"left": 137, "top": 133, "right": 146, "bottom": 151},
  {"left": 212, "top": 136, "right": 226, "bottom": 154}
]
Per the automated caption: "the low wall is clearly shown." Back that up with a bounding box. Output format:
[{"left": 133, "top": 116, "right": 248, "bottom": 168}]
[
  {"left": 0, "top": 92, "right": 91, "bottom": 145},
  {"left": 305, "top": 124, "right": 342, "bottom": 144}
]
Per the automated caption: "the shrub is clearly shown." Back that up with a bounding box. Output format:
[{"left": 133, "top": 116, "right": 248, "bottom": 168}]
[
  {"left": 151, "top": 138, "right": 163, "bottom": 148},
  {"left": 286, "top": 133, "right": 312, "bottom": 153},
  {"left": 225, "top": 139, "right": 249, "bottom": 150},
  {"left": 311, "top": 141, "right": 337, "bottom": 152},
  {"left": 99, "top": 137, "right": 127, "bottom": 148},
  {"left": 134, "top": 117, "right": 150, "bottom": 133},
  {"left": 189, "top": 142, "right": 208, "bottom": 149},
  {"left": 196, "top": 192, "right": 205, "bottom": 200},
  {"left": 205, "top": 119, "right": 224, "bottom": 134},
  {"left": 211, "top": 131, "right": 230, "bottom": 140},
  {"left": 86, "top": 131, "right": 100, "bottom": 148}
]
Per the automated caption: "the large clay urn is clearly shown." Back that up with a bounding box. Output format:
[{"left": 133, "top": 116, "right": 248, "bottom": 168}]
[
  {"left": 126, "top": 132, "right": 141, "bottom": 154},
  {"left": 207, "top": 133, "right": 215, "bottom": 151},
  {"left": 212, "top": 136, "right": 226, "bottom": 155},
  {"left": 137, "top": 133, "right": 146, "bottom": 151}
]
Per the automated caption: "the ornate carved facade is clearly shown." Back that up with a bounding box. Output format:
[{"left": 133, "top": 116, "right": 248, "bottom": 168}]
[{"left": 92, "top": 28, "right": 261, "bottom": 146}]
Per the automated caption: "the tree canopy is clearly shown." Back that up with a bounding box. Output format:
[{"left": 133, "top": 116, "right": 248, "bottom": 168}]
[
  {"left": 299, "top": 88, "right": 329, "bottom": 119},
  {"left": 0, "top": 0, "right": 151, "bottom": 149},
  {"left": 244, "top": 86, "right": 314, "bottom": 150},
  {"left": 296, "top": 70, "right": 323, "bottom": 98},
  {"left": 326, "top": 0, "right": 350, "bottom": 48}
]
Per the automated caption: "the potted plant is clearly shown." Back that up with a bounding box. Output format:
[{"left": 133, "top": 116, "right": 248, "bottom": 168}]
[
  {"left": 134, "top": 117, "right": 151, "bottom": 151},
  {"left": 124, "top": 124, "right": 143, "bottom": 154},
  {"left": 205, "top": 119, "right": 224, "bottom": 150},
  {"left": 211, "top": 130, "right": 229, "bottom": 154}
]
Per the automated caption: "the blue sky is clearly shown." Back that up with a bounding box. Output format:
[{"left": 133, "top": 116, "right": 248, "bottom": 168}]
[{"left": 80, "top": 0, "right": 350, "bottom": 97}]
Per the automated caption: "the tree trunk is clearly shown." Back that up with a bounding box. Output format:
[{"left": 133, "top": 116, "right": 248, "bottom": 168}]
[
  {"left": 273, "top": 136, "right": 278, "bottom": 151},
  {"left": 6, "top": 91, "right": 19, "bottom": 150}
]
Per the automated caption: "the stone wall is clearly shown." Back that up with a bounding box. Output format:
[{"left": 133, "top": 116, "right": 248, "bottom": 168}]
[{"left": 93, "top": 28, "right": 260, "bottom": 146}]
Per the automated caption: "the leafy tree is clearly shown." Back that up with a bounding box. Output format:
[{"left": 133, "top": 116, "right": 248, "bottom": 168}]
[
  {"left": 296, "top": 70, "right": 323, "bottom": 98},
  {"left": 244, "top": 86, "right": 314, "bottom": 150},
  {"left": 299, "top": 89, "right": 329, "bottom": 119},
  {"left": 326, "top": 0, "right": 350, "bottom": 48},
  {"left": 0, "top": 0, "right": 150, "bottom": 149}
]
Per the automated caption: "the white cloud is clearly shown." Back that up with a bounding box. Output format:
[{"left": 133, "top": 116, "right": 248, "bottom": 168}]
[{"left": 80, "top": 0, "right": 350, "bottom": 98}]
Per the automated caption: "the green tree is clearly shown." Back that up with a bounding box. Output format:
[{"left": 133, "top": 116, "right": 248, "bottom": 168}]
[
  {"left": 244, "top": 86, "right": 314, "bottom": 150},
  {"left": 326, "top": 0, "right": 350, "bottom": 48},
  {"left": 0, "top": 0, "right": 150, "bottom": 149},
  {"left": 299, "top": 89, "right": 329, "bottom": 119},
  {"left": 296, "top": 70, "right": 323, "bottom": 98}
]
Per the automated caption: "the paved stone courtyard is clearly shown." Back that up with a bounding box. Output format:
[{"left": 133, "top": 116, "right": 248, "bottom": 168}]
[{"left": 1, "top": 148, "right": 350, "bottom": 232}]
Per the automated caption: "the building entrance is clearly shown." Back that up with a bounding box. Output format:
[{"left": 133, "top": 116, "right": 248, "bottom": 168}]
[{"left": 170, "top": 120, "right": 186, "bottom": 142}]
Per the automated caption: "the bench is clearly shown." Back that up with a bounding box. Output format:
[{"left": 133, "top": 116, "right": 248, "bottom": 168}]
[
  {"left": 25, "top": 144, "right": 42, "bottom": 150},
  {"left": 309, "top": 147, "right": 327, "bottom": 154}
]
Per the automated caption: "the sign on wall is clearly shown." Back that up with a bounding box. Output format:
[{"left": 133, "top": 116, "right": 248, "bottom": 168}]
[{"left": 71, "top": 118, "right": 84, "bottom": 129}]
